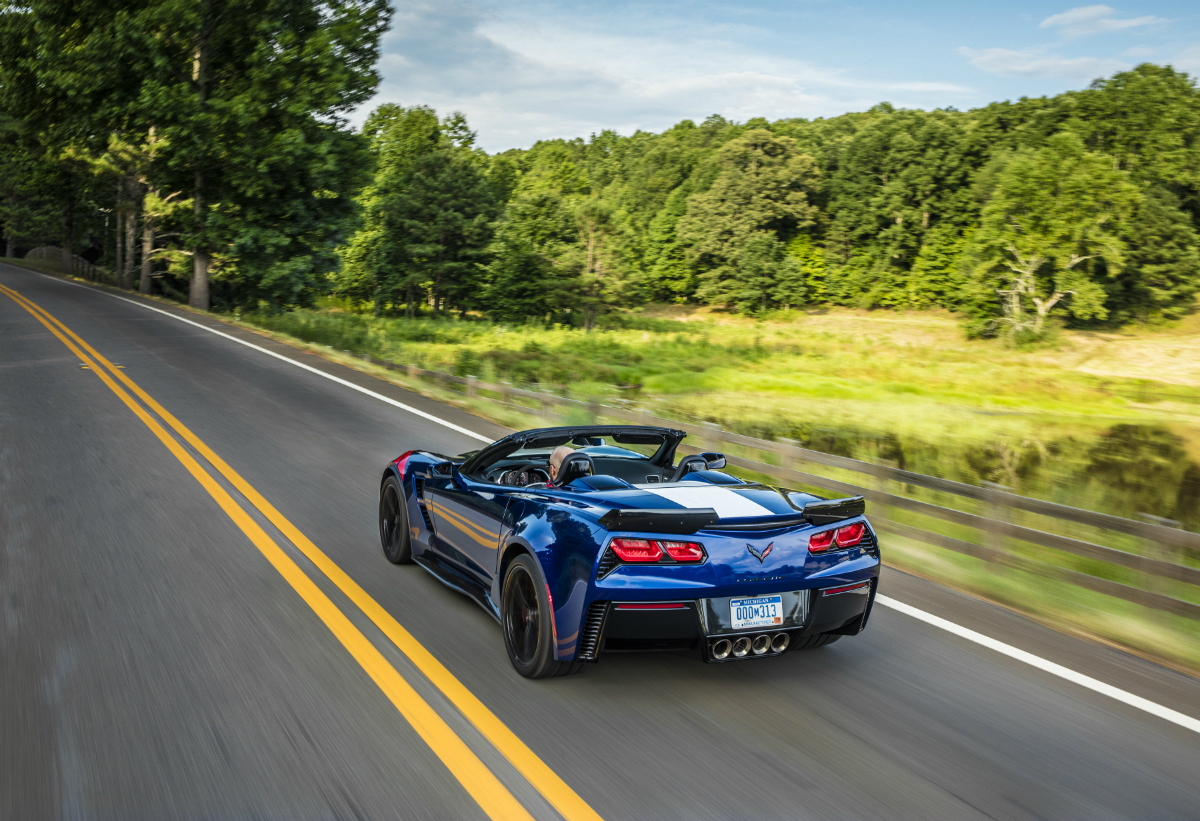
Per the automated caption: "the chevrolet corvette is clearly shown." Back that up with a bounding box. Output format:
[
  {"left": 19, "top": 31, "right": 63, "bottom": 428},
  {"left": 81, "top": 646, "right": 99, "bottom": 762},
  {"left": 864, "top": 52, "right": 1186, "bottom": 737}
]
[{"left": 378, "top": 425, "right": 880, "bottom": 678}]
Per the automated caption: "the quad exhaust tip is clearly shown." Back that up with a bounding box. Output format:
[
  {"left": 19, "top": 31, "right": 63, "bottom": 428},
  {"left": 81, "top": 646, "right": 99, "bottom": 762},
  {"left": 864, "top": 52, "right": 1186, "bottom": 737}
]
[
  {"left": 712, "top": 633, "right": 792, "bottom": 660},
  {"left": 712, "top": 639, "right": 733, "bottom": 660}
]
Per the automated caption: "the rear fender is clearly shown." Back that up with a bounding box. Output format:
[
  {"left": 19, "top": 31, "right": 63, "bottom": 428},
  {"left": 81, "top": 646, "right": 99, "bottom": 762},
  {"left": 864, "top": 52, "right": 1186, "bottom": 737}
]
[{"left": 498, "top": 499, "right": 605, "bottom": 661}]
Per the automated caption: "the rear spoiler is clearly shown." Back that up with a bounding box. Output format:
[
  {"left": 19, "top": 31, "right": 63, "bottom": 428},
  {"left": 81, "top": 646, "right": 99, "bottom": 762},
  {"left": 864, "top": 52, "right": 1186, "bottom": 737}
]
[
  {"left": 598, "top": 508, "right": 720, "bottom": 534},
  {"left": 802, "top": 496, "right": 866, "bottom": 525}
]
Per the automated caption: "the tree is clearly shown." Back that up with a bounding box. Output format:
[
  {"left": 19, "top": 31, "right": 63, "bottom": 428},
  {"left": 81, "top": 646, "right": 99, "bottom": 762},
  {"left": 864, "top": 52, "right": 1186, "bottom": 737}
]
[
  {"left": 389, "top": 149, "right": 498, "bottom": 317},
  {"left": 1113, "top": 187, "right": 1200, "bottom": 321},
  {"left": 485, "top": 192, "right": 578, "bottom": 323},
  {"left": 677, "top": 129, "right": 820, "bottom": 309},
  {"left": 0, "top": 0, "right": 390, "bottom": 309},
  {"left": 969, "top": 132, "right": 1141, "bottom": 335}
]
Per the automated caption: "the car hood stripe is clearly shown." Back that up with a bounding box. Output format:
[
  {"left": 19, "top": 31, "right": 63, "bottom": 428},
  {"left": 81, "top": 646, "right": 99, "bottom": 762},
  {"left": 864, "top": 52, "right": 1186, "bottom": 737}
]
[{"left": 641, "top": 486, "right": 774, "bottom": 519}]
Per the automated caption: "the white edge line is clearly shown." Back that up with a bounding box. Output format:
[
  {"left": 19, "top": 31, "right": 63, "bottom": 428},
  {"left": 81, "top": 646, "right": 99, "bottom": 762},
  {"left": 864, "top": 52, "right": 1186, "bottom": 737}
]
[
  {"left": 31, "top": 272, "right": 493, "bottom": 443},
  {"left": 875, "top": 594, "right": 1200, "bottom": 735},
  {"left": 22, "top": 269, "right": 1200, "bottom": 736}
]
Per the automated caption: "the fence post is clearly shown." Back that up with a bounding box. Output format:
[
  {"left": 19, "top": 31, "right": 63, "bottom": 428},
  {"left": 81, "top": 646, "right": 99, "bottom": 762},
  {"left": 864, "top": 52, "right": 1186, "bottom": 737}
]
[
  {"left": 1136, "top": 512, "right": 1181, "bottom": 618},
  {"left": 467, "top": 375, "right": 477, "bottom": 398},
  {"left": 874, "top": 459, "right": 898, "bottom": 525},
  {"left": 541, "top": 392, "right": 554, "bottom": 420},
  {"left": 981, "top": 480, "right": 1012, "bottom": 565},
  {"left": 407, "top": 364, "right": 417, "bottom": 382}
]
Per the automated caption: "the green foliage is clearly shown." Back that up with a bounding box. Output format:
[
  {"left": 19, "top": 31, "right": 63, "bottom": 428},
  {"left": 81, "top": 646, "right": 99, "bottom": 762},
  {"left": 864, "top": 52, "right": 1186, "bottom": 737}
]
[{"left": 968, "top": 132, "right": 1142, "bottom": 337}]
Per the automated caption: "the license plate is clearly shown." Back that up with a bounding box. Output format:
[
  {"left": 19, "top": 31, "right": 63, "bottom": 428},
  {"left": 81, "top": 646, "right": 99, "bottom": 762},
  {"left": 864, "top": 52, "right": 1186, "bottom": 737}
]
[{"left": 730, "top": 595, "right": 784, "bottom": 630}]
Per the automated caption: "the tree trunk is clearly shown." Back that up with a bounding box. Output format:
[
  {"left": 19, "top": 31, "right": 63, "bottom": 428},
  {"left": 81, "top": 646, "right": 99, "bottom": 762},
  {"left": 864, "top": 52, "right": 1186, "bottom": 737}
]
[
  {"left": 123, "top": 176, "right": 138, "bottom": 290},
  {"left": 5, "top": 194, "right": 15, "bottom": 258},
  {"left": 115, "top": 179, "right": 125, "bottom": 282},
  {"left": 190, "top": 171, "right": 209, "bottom": 310},
  {"left": 189, "top": 2, "right": 212, "bottom": 310},
  {"left": 61, "top": 205, "right": 73, "bottom": 276},
  {"left": 140, "top": 208, "right": 155, "bottom": 295},
  {"left": 405, "top": 281, "right": 413, "bottom": 318}
]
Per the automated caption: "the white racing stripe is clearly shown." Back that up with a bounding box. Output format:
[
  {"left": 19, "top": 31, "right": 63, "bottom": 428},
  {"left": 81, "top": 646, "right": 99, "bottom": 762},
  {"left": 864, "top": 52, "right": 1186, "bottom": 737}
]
[
  {"left": 642, "top": 485, "right": 774, "bottom": 518},
  {"left": 36, "top": 273, "right": 493, "bottom": 443},
  {"left": 876, "top": 595, "right": 1200, "bottom": 735},
  {"left": 24, "top": 269, "right": 1200, "bottom": 737}
]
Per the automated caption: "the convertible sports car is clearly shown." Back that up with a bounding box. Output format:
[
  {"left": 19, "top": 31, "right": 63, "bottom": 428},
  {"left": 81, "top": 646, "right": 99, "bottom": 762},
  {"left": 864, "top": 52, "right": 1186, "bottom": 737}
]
[{"left": 378, "top": 425, "right": 880, "bottom": 678}]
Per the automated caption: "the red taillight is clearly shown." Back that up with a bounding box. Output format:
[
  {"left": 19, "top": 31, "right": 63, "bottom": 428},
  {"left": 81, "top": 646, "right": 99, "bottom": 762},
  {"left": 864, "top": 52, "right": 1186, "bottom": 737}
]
[
  {"left": 835, "top": 522, "right": 866, "bottom": 548},
  {"left": 808, "top": 522, "right": 867, "bottom": 553},
  {"left": 808, "top": 529, "right": 836, "bottom": 553},
  {"left": 609, "top": 538, "right": 663, "bottom": 562},
  {"left": 658, "top": 540, "right": 707, "bottom": 563},
  {"left": 606, "top": 538, "right": 706, "bottom": 564}
]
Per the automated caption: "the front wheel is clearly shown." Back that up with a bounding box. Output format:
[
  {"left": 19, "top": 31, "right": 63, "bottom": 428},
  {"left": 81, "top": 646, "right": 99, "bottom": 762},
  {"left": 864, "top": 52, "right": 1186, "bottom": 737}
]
[
  {"left": 379, "top": 476, "right": 413, "bottom": 564},
  {"left": 501, "top": 554, "right": 582, "bottom": 679}
]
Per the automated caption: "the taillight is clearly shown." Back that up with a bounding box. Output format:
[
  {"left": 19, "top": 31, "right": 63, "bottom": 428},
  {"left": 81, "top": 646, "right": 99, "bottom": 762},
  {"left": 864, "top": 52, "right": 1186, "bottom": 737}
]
[
  {"left": 606, "top": 538, "right": 707, "bottom": 564},
  {"left": 835, "top": 522, "right": 866, "bottom": 548},
  {"left": 609, "top": 538, "right": 663, "bottom": 562},
  {"left": 808, "top": 522, "right": 867, "bottom": 554},
  {"left": 658, "top": 541, "right": 707, "bottom": 563},
  {"left": 808, "top": 530, "right": 836, "bottom": 553}
]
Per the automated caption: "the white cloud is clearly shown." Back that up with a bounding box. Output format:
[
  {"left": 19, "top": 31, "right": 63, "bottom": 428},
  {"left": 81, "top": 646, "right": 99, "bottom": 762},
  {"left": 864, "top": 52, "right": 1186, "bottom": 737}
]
[
  {"left": 1039, "top": 5, "right": 1166, "bottom": 38},
  {"left": 363, "top": 0, "right": 977, "bottom": 151},
  {"left": 958, "top": 46, "right": 1129, "bottom": 78}
]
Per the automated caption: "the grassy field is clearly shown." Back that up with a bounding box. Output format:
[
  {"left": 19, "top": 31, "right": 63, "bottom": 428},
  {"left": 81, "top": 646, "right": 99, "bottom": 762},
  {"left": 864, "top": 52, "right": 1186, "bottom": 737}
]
[{"left": 243, "top": 300, "right": 1200, "bottom": 481}]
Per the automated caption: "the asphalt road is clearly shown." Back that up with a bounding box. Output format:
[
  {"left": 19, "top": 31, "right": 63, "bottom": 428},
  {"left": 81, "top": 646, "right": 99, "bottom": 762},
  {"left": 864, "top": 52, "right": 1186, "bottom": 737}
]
[{"left": 2, "top": 262, "right": 1198, "bottom": 821}]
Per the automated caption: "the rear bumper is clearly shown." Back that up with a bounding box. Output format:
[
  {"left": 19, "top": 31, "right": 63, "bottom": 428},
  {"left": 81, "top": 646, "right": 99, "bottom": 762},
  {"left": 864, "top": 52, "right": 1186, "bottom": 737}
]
[{"left": 575, "top": 579, "right": 877, "bottom": 662}]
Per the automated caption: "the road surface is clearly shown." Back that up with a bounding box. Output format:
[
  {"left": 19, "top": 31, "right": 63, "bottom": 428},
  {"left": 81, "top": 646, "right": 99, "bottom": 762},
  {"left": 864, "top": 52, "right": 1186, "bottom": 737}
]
[{"left": 2, "top": 262, "right": 1198, "bottom": 820}]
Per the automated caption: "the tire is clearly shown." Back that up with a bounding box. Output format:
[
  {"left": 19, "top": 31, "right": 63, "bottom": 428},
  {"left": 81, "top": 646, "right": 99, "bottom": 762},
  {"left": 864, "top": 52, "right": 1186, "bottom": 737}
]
[
  {"left": 501, "top": 554, "right": 583, "bottom": 679},
  {"left": 791, "top": 632, "right": 842, "bottom": 650},
  {"left": 379, "top": 476, "right": 413, "bottom": 564}
]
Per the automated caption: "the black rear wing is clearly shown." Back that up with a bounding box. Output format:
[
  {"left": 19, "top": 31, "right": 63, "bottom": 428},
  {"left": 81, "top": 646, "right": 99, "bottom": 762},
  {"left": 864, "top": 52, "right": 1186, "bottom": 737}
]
[
  {"left": 802, "top": 496, "right": 866, "bottom": 525},
  {"left": 598, "top": 508, "right": 720, "bottom": 534}
]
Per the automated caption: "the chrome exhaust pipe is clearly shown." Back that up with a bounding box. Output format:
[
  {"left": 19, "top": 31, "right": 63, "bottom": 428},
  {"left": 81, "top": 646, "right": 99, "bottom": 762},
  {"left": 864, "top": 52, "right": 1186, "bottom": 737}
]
[
  {"left": 733, "top": 637, "right": 752, "bottom": 657},
  {"left": 772, "top": 633, "right": 790, "bottom": 653},
  {"left": 751, "top": 634, "right": 771, "bottom": 655},
  {"left": 712, "top": 639, "right": 733, "bottom": 660}
]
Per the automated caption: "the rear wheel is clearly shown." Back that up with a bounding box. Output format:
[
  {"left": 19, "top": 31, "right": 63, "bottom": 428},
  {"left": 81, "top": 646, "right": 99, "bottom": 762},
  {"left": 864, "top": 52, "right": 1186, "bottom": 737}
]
[
  {"left": 792, "top": 632, "right": 841, "bottom": 650},
  {"left": 501, "top": 554, "right": 582, "bottom": 679},
  {"left": 379, "top": 476, "right": 412, "bottom": 564}
]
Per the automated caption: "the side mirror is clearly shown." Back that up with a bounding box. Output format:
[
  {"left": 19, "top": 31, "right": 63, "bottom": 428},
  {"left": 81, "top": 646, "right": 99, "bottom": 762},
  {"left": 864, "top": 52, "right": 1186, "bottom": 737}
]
[{"left": 700, "top": 452, "right": 727, "bottom": 470}]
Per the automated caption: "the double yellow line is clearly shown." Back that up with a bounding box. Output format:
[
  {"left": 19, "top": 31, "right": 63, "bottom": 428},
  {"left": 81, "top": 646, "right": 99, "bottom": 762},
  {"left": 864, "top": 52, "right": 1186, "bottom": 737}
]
[{"left": 0, "top": 282, "right": 602, "bottom": 821}]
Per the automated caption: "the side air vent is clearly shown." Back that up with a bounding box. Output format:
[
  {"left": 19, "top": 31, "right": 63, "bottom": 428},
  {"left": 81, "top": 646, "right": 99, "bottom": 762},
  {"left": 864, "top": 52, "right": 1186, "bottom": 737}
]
[
  {"left": 576, "top": 601, "right": 610, "bottom": 661},
  {"left": 596, "top": 547, "right": 618, "bottom": 578},
  {"left": 413, "top": 477, "right": 435, "bottom": 532},
  {"left": 861, "top": 527, "right": 878, "bottom": 558}
]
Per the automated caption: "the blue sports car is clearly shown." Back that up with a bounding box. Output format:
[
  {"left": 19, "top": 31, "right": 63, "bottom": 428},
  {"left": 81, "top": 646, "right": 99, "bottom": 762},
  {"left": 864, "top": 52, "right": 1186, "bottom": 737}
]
[{"left": 378, "top": 425, "right": 880, "bottom": 678}]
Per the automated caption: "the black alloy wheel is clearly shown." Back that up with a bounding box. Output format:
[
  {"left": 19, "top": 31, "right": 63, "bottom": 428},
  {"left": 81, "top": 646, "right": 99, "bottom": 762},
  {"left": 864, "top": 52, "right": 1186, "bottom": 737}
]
[
  {"left": 501, "top": 554, "right": 583, "bottom": 679},
  {"left": 379, "top": 476, "right": 413, "bottom": 564}
]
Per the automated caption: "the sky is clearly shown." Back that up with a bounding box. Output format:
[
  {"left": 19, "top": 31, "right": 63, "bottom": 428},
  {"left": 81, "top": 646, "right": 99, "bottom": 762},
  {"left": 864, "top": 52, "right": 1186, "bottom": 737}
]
[{"left": 364, "top": 0, "right": 1200, "bottom": 152}]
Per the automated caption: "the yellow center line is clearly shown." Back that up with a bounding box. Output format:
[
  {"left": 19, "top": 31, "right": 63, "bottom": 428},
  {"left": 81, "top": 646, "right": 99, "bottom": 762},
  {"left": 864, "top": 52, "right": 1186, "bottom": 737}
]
[
  {"left": 0, "top": 283, "right": 535, "bottom": 821},
  {"left": 3, "top": 282, "right": 605, "bottom": 821}
]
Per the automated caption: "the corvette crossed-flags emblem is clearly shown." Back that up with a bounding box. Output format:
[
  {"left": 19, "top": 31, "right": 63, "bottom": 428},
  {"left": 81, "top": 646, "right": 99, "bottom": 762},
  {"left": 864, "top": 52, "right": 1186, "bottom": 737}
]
[{"left": 746, "top": 542, "right": 774, "bottom": 563}]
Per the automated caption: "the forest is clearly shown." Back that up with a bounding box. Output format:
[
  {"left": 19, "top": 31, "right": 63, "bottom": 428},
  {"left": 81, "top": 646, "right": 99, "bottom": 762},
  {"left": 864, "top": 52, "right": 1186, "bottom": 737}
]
[{"left": 0, "top": 0, "right": 1198, "bottom": 339}]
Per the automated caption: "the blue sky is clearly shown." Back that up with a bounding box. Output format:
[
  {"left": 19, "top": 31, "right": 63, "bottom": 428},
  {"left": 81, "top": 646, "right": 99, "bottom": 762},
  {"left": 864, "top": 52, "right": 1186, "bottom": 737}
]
[{"left": 364, "top": 1, "right": 1200, "bottom": 152}]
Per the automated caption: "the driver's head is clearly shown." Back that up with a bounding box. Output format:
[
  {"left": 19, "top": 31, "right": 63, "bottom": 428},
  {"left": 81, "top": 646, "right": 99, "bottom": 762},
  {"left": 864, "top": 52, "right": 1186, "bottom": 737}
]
[{"left": 547, "top": 446, "right": 574, "bottom": 482}]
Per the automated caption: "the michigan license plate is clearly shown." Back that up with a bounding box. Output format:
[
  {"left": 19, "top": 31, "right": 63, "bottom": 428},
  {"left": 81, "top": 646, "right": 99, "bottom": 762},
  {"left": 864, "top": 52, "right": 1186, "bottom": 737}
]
[{"left": 730, "top": 595, "right": 784, "bottom": 630}]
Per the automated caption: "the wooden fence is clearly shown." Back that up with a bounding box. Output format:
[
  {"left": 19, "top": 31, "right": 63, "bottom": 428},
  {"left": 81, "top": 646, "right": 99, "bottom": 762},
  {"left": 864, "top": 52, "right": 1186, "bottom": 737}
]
[
  {"left": 353, "top": 354, "right": 1200, "bottom": 622},
  {"left": 25, "top": 247, "right": 118, "bottom": 286}
]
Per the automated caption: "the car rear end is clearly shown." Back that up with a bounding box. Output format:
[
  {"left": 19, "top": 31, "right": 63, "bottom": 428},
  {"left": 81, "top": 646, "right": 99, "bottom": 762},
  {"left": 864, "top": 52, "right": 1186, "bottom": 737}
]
[{"left": 576, "top": 502, "right": 879, "bottom": 663}]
